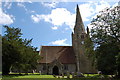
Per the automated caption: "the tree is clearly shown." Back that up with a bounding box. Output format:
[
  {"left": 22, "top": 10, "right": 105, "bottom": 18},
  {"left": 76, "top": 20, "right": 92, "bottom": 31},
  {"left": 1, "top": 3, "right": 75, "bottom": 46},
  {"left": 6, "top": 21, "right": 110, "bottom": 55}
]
[
  {"left": 0, "top": 35, "right": 2, "bottom": 73},
  {"left": 84, "top": 27, "right": 95, "bottom": 66},
  {"left": 90, "top": 5, "right": 120, "bottom": 76},
  {"left": 116, "top": 52, "right": 120, "bottom": 77},
  {"left": 95, "top": 43, "right": 119, "bottom": 75},
  {"left": 2, "top": 26, "right": 22, "bottom": 74},
  {"left": 2, "top": 26, "right": 40, "bottom": 75}
]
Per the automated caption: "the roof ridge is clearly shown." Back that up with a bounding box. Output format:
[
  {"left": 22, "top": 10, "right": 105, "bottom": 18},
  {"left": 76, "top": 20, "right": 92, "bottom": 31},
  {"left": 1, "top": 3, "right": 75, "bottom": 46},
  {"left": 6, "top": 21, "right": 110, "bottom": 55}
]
[{"left": 41, "top": 46, "right": 72, "bottom": 47}]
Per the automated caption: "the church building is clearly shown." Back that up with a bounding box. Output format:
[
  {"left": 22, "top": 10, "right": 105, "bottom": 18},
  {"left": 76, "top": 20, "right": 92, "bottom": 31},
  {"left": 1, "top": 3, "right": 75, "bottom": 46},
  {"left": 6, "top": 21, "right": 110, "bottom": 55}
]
[{"left": 37, "top": 5, "right": 96, "bottom": 75}]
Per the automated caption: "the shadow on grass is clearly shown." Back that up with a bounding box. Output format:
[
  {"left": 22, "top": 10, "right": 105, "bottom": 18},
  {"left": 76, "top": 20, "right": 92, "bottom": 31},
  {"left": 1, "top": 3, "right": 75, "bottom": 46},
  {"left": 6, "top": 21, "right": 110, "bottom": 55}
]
[
  {"left": 2, "top": 74, "right": 26, "bottom": 78},
  {"left": 3, "top": 73, "right": 41, "bottom": 77}
]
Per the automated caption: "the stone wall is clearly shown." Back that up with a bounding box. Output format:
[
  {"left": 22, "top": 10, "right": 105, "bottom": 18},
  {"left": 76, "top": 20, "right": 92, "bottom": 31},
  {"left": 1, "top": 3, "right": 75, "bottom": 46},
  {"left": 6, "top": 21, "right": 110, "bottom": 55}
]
[{"left": 37, "top": 63, "right": 76, "bottom": 75}]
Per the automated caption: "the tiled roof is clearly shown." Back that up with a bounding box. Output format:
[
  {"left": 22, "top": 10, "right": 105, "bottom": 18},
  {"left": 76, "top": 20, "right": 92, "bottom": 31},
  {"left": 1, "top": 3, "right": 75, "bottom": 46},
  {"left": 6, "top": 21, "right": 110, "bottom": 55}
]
[{"left": 38, "top": 46, "right": 76, "bottom": 64}]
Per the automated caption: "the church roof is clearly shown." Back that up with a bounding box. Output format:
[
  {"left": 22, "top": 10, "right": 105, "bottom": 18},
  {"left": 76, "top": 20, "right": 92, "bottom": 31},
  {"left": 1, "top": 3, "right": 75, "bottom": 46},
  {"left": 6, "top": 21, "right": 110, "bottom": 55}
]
[{"left": 38, "top": 46, "right": 76, "bottom": 64}]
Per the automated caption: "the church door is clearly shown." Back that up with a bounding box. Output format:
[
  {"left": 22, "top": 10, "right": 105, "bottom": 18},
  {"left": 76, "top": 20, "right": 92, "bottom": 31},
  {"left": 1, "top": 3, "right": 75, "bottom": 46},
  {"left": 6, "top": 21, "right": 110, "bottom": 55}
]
[{"left": 53, "top": 66, "right": 59, "bottom": 75}]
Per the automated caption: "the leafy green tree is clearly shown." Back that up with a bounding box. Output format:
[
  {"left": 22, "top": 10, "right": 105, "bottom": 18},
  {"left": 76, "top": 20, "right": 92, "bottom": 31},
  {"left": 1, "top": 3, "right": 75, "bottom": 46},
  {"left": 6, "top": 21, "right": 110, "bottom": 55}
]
[
  {"left": 95, "top": 43, "right": 119, "bottom": 74},
  {"left": 84, "top": 27, "right": 95, "bottom": 66},
  {"left": 0, "top": 35, "right": 2, "bottom": 74},
  {"left": 2, "top": 26, "right": 22, "bottom": 74},
  {"left": 2, "top": 26, "right": 40, "bottom": 75},
  {"left": 90, "top": 5, "right": 120, "bottom": 76},
  {"left": 116, "top": 52, "right": 120, "bottom": 77}
]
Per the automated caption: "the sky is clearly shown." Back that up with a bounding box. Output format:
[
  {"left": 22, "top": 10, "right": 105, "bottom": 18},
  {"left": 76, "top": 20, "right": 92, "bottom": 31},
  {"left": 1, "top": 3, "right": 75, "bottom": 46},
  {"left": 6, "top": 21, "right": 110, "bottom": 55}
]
[{"left": 0, "top": 0, "right": 119, "bottom": 50}]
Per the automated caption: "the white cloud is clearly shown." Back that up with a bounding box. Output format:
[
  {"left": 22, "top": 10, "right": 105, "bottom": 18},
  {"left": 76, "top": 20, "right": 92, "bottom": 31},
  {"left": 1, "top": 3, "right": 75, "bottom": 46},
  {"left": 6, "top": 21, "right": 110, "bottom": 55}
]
[
  {"left": 41, "top": 2, "right": 58, "bottom": 8},
  {"left": 17, "top": 2, "right": 24, "bottom": 7},
  {"left": 17, "top": 2, "right": 28, "bottom": 12},
  {"left": 65, "top": 27, "right": 69, "bottom": 30},
  {"left": 0, "top": 8, "right": 14, "bottom": 25},
  {"left": 79, "top": 3, "right": 94, "bottom": 21},
  {"left": 28, "top": 0, "right": 32, "bottom": 3},
  {"left": 87, "top": 1, "right": 114, "bottom": 32},
  {"left": 87, "top": 1, "right": 118, "bottom": 31},
  {"left": 16, "top": 0, "right": 24, "bottom": 2},
  {"left": 31, "top": 15, "right": 40, "bottom": 23},
  {"left": 30, "top": 10, "right": 35, "bottom": 13},
  {"left": 17, "top": 2, "right": 36, "bottom": 13},
  {"left": 95, "top": 0, "right": 110, "bottom": 13},
  {"left": 112, "top": 2, "right": 118, "bottom": 7},
  {"left": 51, "top": 26, "right": 58, "bottom": 30},
  {"left": 4, "top": 1, "right": 12, "bottom": 9},
  {"left": 78, "top": 0, "right": 110, "bottom": 22},
  {"left": 31, "top": 8, "right": 75, "bottom": 30},
  {"left": 50, "top": 39, "right": 69, "bottom": 46},
  {"left": 31, "top": 1, "right": 111, "bottom": 31}
]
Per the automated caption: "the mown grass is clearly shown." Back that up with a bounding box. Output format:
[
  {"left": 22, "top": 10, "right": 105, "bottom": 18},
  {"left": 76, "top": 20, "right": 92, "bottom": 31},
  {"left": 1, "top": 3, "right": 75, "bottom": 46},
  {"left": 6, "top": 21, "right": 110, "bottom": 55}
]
[
  {"left": 3, "top": 74, "right": 54, "bottom": 78},
  {"left": 2, "top": 73, "right": 120, "bottom": 80},
  {"left": 0, "top": 72, "right": 2, "bottom": 80},
  {"left": 3, "top": 73, "right": 84, "bottom": 78}
]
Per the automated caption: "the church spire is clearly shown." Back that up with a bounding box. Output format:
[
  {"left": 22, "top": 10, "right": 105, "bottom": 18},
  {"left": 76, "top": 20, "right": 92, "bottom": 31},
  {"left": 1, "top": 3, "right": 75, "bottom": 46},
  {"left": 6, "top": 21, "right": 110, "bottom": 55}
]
[{"left": 74, "top": 4, "right": 85, "bottom": 33}]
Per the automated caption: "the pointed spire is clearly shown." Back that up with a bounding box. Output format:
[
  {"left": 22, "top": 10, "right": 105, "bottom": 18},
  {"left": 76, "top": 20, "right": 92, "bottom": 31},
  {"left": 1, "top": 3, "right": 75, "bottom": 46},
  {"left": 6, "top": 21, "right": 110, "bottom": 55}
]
[
  {"left": 74, "top": 4, "right": 85, "bottom": 32},
  {"left": 77, "top": 4, "right": 79, "bottom": 11},
  {"left": 75, "top": 4, "right": 81, "bottom": 24}
]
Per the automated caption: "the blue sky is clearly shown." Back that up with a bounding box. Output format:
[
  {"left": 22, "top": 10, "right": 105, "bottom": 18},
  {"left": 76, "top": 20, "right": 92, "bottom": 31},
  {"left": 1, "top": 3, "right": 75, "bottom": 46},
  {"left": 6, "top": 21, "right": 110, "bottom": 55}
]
[{"left": 1, "top": 0, "right": 119, "bottom": 50}]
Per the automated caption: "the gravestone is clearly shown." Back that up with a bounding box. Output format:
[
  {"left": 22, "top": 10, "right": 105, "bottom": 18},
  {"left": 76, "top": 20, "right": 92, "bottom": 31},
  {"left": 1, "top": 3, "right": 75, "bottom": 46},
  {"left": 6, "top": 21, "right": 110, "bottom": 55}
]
[
  {"left": 76, "top": 72, "right": 84, "bottom": 77},
  {"left": 62, "top": 73, "right": 64, "bottom": 78},
  {"left": 67, "top": 71, "right": 70, "bottom": 78},
  {"left": 71, "top": 72, "right": 75, "bottom": 78},
  {"left": 39, "top": 71, "right": 41, "bottom": 75}
]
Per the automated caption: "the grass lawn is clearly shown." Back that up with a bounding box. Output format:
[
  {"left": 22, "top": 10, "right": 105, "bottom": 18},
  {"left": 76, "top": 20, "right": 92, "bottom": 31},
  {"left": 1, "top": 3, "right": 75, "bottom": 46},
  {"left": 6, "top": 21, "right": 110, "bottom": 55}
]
[
  {"left": 0, "top": 72, "right": 2, "bottom": 80},
  {"left": 3, "top": 74, "right": 54, "bottom": 78},
  {"left": 2, "top": 73, "right": 120, "bottom": 80}
]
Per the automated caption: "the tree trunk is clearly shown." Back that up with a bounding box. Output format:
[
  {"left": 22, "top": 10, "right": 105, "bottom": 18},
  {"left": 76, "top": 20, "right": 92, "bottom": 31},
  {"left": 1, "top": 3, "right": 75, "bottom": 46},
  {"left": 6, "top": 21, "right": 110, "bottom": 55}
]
[{"left": 2, "top": 64, "right": 10, "bottom": 75}]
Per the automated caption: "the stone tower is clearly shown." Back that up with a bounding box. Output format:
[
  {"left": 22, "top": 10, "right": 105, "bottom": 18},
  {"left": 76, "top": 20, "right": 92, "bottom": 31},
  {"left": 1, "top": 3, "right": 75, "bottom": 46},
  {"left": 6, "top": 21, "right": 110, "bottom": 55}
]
[{"left": 72, "top": 5, "right": 94, "bottom": 73}]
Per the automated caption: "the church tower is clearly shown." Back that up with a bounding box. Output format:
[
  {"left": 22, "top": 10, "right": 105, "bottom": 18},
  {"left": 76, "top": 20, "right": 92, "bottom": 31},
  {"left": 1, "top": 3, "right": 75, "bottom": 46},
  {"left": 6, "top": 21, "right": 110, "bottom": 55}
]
[{"left": 72, "top": 5, "right": 91, "bottom": 73}]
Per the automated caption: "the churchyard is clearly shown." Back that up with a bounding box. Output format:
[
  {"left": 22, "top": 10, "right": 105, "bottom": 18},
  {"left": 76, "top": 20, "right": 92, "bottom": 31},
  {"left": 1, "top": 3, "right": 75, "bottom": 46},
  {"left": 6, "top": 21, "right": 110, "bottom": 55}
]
[
  {"left": 2, "top": 72, "right": 119, "bottom": 80},
  {"left": 1, "top": 2, "right": 120, "bottom": 80}
]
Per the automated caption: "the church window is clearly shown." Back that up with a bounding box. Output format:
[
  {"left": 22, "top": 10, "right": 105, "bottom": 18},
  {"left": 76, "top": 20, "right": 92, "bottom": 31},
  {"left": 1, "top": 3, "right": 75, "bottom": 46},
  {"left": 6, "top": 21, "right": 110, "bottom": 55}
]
[
  {"left": 64, "top": 65, "right": 68, "bottom": 70},
  {"left": 43, "top": 65, "right": 46, "bottom": 70},
  {"left": 48, "top": 66, "right": 49, "bottom": 69},
  {"left": 77, "top": 34, "right": 79, "bottom": 37}
]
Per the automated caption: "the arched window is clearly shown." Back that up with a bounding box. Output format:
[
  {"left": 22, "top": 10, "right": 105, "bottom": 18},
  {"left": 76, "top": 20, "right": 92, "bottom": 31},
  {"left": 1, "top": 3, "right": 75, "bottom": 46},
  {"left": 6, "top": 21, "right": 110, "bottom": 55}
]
[
  {"left": 64, "top": 65, "right": 68, "bottom": 70},
  {"left": 43, "top": 65, "right": 46, "bottom": 70}
]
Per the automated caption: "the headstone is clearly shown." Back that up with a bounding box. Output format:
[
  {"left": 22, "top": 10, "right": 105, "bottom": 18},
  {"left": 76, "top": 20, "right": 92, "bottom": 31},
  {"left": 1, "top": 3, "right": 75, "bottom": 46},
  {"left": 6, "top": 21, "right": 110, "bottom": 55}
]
[
  {"left": 62, "top": 73, "right": 64, "bottom": 78},
  {"left": 32, "top": 70, "right": 35, "bottom": 74},
  {"left": 58, "top": 76, "right": 60, "bottom": 78},
  {"left": 76, "top": 72, "right": 84, "bottom": 77},
  {"left": 39, "top": 71, "right": 41, "bottom": 75},
  {"left": 53, "top": 74, "right": 56, "bottom": 78},
  {"left": 67, "top": 71, "right": 70, "bottom": 78},
  {"left": 100, "top": 75, "right": 104, "bottom": 78},
  {"left": 98, "top": 71, "right": 104, "bottom": 78},
  {"left": 71, "top": 72, "right": 75, "bottom": 78},
  {"left": 98, "top": 71, "right": 102, "bottom": 75}
]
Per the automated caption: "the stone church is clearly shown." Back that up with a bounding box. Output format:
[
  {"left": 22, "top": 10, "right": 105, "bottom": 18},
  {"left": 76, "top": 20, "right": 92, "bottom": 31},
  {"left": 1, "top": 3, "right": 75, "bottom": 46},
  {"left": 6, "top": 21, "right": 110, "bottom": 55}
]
[{"left": 37, "top": 5, "right": 96, "bottom": 75}]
